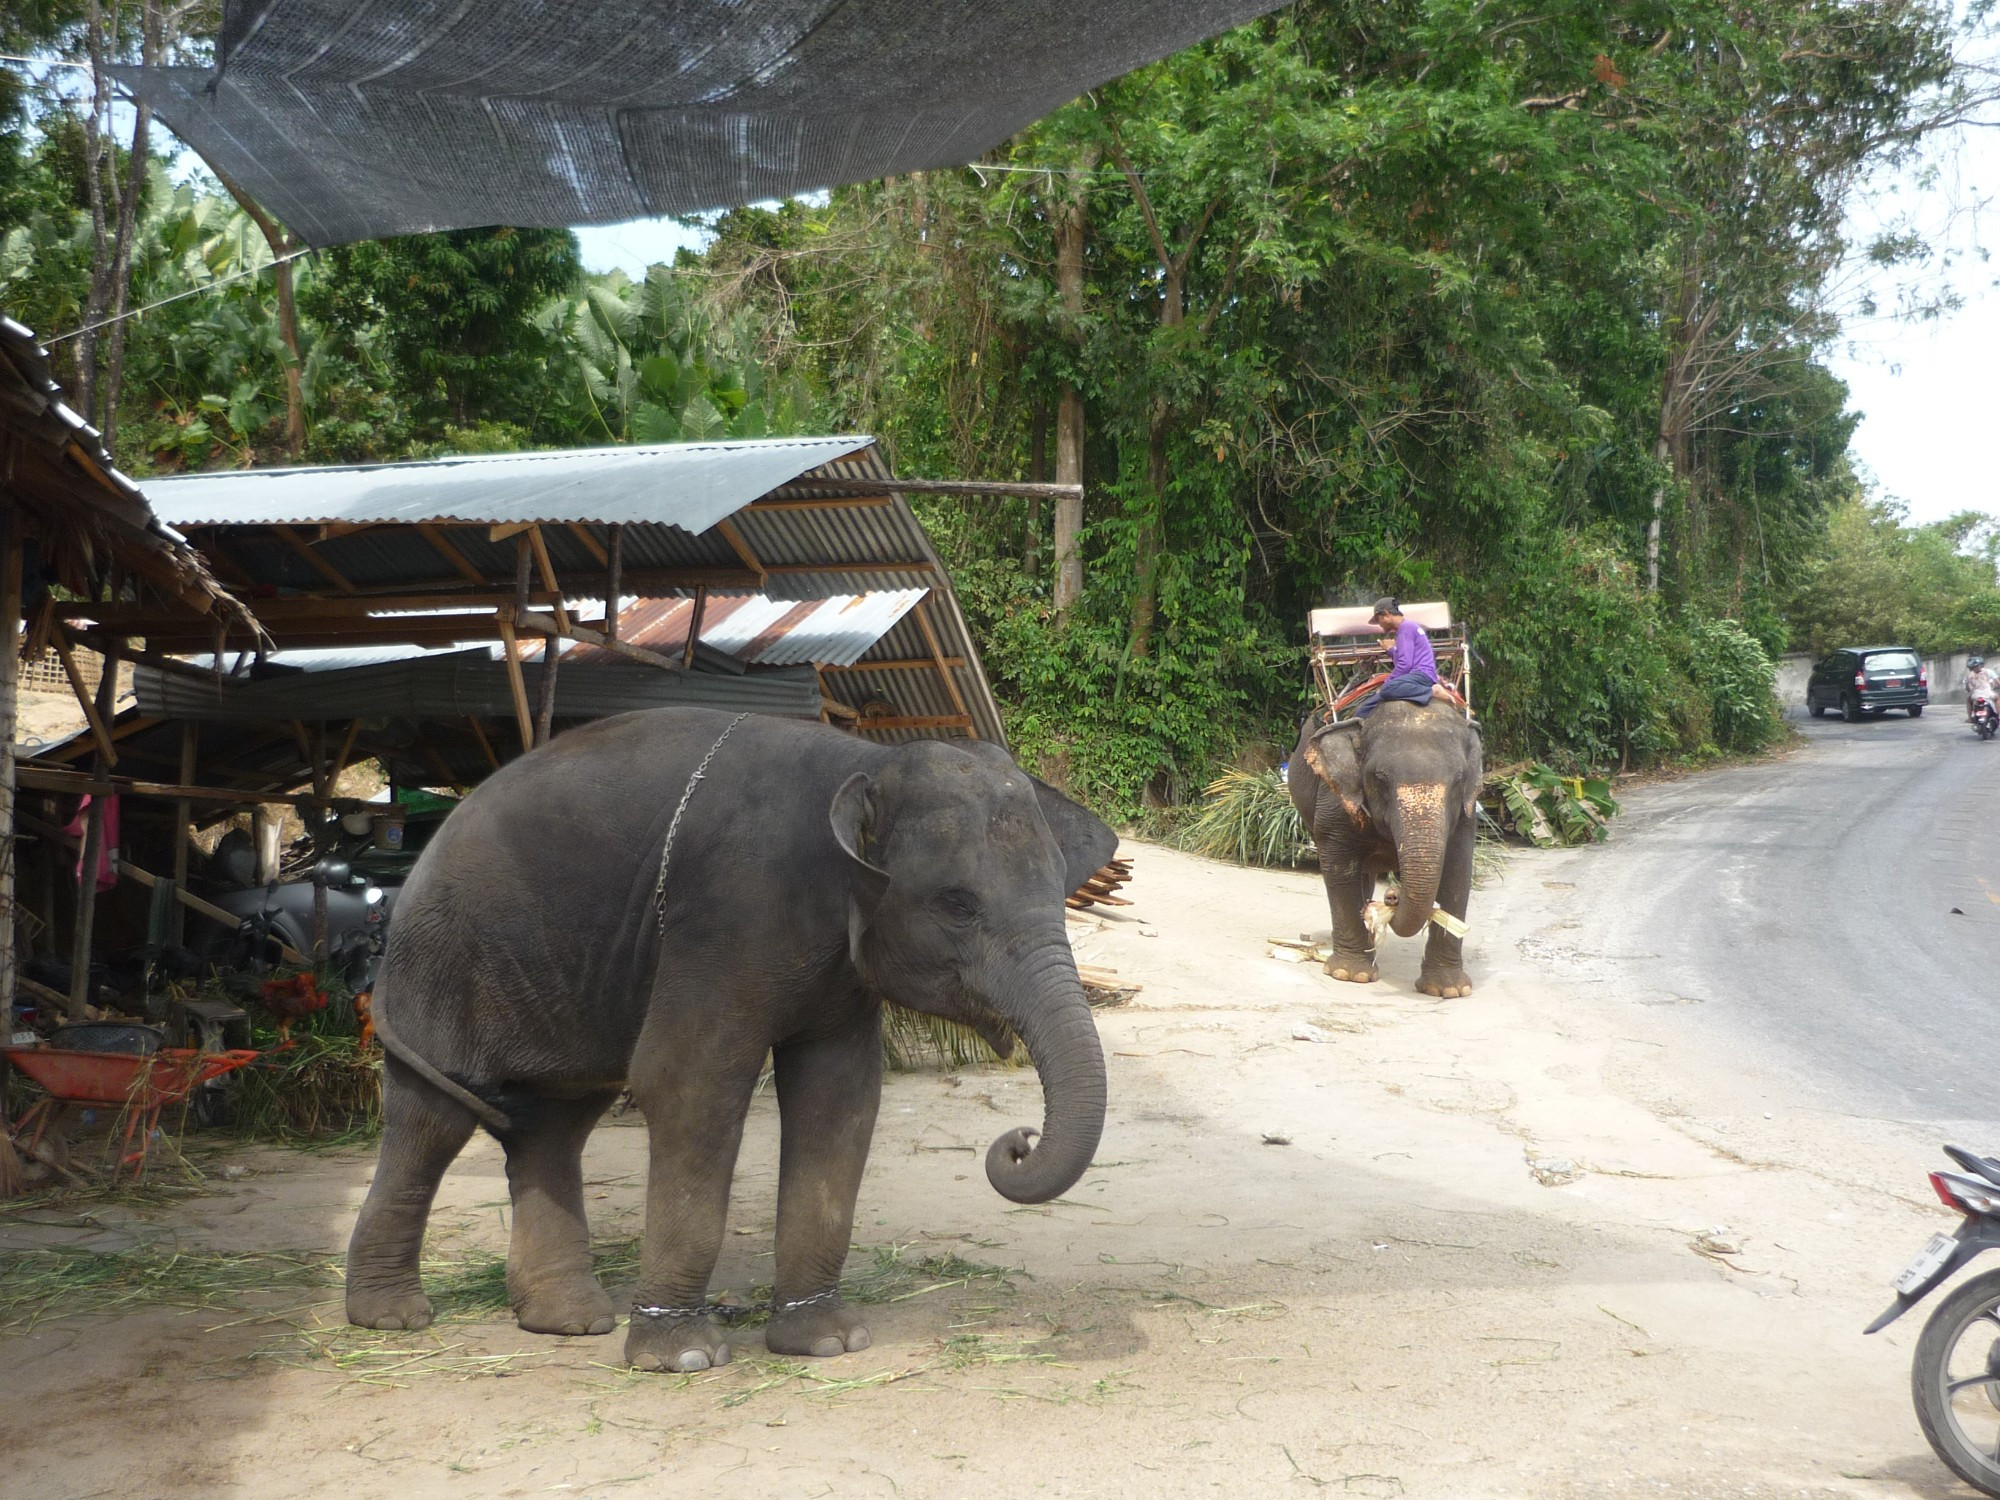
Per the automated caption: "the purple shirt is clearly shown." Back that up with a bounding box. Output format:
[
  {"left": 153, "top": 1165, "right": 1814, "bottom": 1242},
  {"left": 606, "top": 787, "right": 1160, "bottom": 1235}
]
[{"left": 1388, "top": 618, "right": 1437, "bottom": 682}]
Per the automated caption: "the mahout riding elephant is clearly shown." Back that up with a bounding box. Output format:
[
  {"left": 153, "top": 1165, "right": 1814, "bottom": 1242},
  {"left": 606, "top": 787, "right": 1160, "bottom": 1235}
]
[
  {"left": 345, "top": 707, "right": 1115, "bottom": 1373},
  {"left": 1287, "top": 699, "right": 1483, "bottom": 997}
]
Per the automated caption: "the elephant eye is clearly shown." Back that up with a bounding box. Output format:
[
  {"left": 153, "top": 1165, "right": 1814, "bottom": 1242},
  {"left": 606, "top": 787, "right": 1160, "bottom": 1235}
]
[{"left": 933, "top": 888, "right": 981, "bottom": 923}]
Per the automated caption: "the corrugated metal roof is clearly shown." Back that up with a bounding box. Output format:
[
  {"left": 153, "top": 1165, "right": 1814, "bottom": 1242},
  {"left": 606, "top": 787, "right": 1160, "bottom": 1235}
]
[
  {"left": 561, "top": 589, "right": 926, "bottom": 669},
  {"left": 0, "top": 317, "right": 255, "bottom": 626},
  {"left": 141, "top": 435, "right": 876, "bottom": 529}
]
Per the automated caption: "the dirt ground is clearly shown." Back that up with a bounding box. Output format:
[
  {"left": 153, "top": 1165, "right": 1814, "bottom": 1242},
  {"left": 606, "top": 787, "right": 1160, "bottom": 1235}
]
[{"left": 0, "top": 836, "right": 1972, "bottom": 1499}]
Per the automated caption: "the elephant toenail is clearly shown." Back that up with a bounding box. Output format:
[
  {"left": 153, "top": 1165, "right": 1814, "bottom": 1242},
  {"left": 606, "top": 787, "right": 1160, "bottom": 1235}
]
[
  {"left": 672, "top": 1349, "right": 713, "bottom": 1372},
  {"left": 811, "top": 1336, "right": 845, "bottom": 1358},
  {"left": 588, "top": 1316, "right": 615, "bottom": 1335},
  {"left": 846, "top": 1327, "right": 872, "bottom": 1352}
]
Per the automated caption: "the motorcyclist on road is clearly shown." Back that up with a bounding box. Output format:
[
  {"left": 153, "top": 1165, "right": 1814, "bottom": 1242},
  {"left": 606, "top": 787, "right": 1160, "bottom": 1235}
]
[{"left": 1967, "top": 656, "right": 1998, "bottom": 721}]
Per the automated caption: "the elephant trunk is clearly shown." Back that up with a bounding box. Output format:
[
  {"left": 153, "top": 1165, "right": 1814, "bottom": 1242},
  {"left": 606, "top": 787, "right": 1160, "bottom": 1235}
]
[
  {"left": 1390, "top": 783, "right": 1449, "bottom": 938},
  {"left": 982, "top": 936, "right": 1106, "bottom": 1205}
]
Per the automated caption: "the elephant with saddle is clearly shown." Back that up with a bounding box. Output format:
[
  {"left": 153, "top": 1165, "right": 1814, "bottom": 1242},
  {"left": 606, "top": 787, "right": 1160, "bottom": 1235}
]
[
  {"left": 345, "top": 707, "right": 1116, "bottom": 1373},
  {"left": 1287, "top": 699, "right": 1483, "bottom": 996}
]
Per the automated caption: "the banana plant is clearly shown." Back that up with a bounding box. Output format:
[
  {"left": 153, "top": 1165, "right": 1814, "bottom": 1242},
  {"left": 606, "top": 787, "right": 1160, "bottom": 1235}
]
[{"left": 548, "top": 265, "right": 811, "bottom": 444}]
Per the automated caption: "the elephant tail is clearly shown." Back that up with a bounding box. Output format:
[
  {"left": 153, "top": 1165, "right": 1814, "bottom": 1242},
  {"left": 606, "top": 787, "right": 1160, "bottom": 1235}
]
[{"left": 369, "top": 988, "right": 513, "bottom": 1134}]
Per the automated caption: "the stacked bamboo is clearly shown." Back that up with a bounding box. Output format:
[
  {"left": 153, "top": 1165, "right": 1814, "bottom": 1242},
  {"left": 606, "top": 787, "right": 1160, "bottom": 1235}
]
[{"left": 1066, "top": 856, "right": 1134, "bottom": 911}]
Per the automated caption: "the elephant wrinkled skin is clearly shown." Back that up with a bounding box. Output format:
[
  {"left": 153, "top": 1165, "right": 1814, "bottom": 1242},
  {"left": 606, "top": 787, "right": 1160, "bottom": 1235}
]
[
  {"left": 344, "top": 709, "right": 1116, "bottom": 1373},
  {"left": 1287, "top": 700, "right": 1483, "bottom": 996}
]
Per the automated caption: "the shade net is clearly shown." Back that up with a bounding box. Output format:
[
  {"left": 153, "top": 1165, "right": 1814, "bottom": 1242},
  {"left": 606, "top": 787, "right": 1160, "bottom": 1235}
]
[{"left": 117, "top": 0, "right": 1284, "bottom": 246}]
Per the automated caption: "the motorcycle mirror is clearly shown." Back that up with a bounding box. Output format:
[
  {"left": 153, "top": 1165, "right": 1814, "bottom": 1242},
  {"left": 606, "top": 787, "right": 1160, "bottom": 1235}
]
[{"left": 312, "top": 857, "right": 352, "bottom": 888}]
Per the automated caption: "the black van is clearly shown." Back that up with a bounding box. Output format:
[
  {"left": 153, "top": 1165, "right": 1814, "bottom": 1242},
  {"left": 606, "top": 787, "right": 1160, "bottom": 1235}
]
[{"left": 1806, "top": 646, "right": 1929, "bottom": 721}]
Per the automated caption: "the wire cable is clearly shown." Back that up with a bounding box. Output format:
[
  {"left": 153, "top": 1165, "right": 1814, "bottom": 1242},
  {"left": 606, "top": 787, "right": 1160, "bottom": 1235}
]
[{"left": 42, "top": 247, "right": 315, "bottom": 345}]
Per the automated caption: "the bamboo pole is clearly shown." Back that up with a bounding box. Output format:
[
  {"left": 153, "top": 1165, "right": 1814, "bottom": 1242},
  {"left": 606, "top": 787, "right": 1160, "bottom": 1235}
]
[
  {"left": 170, "top": 720, "right": 196, "bottom": 945},
  {"left": 68, "top": 643, "right": 120, "bottom": 1014},
  {"left": 535, "top": 633, "right": 561, "bottom": 747},
  {"left": 604, "top": 524, "right": 623, "bottom": 642},
  {"left": 0, "top": 521, "right": 21, "bottom": 1045}
]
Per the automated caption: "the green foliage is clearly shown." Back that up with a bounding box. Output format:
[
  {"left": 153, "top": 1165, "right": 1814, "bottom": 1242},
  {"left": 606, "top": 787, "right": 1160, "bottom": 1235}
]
[
  {"left": 543, "top": 266, "right": 813, "bottom": 445},
  {"left": 1484, "top": 765, "right": 1620, "bottom": 847},
  {"left": 1785, "top": 496, "right": 2000, "bottom": 656},
  {"left": 1178, "top": 768, "right": 1315, "bottom": 869},
  {"left": 1686, "top": 616, "right": 1784, "bottom": 753},
  {"left": 304, "top": 225, "right": 583, "bottom": 429}
]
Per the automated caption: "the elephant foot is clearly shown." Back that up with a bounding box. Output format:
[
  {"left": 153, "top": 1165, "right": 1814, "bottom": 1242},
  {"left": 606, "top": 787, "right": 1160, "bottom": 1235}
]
[
  {"left": 624, "top": 1309, "right": 732, "bottom": 1372},
  {"left": 346, "top": 1282, "right": 434, "bottom": 1331},
  {"left": 1323, "top": 953, "right": 1378, "bottom": 984},
  {"left": 765, "top": 1294, "right": 871, "bottom": 1358},
  {"left": 512, "top": 1275, "right": 616, "bottom": 1337},
  {"left": 1417, "top": 968, "right": 1475, "bottom": 999}
]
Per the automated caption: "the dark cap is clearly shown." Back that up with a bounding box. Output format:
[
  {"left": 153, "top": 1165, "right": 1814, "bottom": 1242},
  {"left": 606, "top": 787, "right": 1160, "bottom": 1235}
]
[{"left": 1369, "top": 596, "right": 1401, "bottom": 621}]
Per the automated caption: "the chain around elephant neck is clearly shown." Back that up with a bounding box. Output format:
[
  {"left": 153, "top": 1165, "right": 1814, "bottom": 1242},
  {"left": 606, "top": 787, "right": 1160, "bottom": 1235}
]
[{"left": 652, "top": 712, "right": 751, "bottom": 935}]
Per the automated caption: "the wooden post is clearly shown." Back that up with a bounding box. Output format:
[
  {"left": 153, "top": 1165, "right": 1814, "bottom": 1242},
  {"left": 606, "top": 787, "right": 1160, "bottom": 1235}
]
[
  {"left": 69, "top": 643, "right": 120, "bottom": 1014},
  {"left": 0, "top": 520, "right": 21, "bottom": 1044},
  {"left": 310, "top": 721, "right": 328, "bottom": 961},
  {"left": 169, "top": 720, "right": 196, "bottom": 945},
  {"left": 683, "top": 586, "right": 708, "bottom": 669},
  {"left": 535, "top": 634, "right": 561, "bottom": 747},
  {"left": 605, "top": 524, "right": 623, "bottom": 641},
  {"left": 913, "top": 598, "right": 976, "bottom": 739},
  {"left": 496, "top": 612, "right": 536, "bottom": 753}
]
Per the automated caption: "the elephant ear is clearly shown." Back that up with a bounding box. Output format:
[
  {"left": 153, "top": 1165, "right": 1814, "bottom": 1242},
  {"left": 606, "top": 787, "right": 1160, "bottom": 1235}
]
[
  {"left": 829, "top": 772, "right": 891, "bottom": 925},
  {"left": 960, "top": 742, "right": 1117, "bottom": 899},
  {"left": 1303, "top": 722, "right": 1369, "bottom": 831}
]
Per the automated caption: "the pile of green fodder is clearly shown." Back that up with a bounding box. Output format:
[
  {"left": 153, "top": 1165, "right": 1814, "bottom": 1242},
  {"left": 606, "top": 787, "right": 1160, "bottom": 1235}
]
[
  {"left": 198, "top": 973, "right": 382, "bottom": 1145},
  {"left": 880, "top": 1005, "right": 1015, "bottom": 1073},
  {"left": 1178, "top": 767, "right": 1316, "bottom": 868}
]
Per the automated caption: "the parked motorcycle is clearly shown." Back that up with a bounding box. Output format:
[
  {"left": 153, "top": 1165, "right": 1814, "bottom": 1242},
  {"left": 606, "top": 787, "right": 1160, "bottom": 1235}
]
[
  {"left": 1973, "top": 695, "right": 1998, "bottom": 741},
  {"left": 1867, "top": 1146, "right": 2000, "bottom": 1495}
]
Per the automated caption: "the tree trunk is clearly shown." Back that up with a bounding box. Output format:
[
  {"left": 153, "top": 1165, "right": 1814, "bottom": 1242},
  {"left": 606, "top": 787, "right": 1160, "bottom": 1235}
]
[
  {"left": 1647, "top": 431, "right": 1669, "bottom": 594},
  {"left": 76, "top": 1, "right": 114, "bottom": 427},
  {"left": 1050, "top": 158, "right": 1093, "bottom": 619},
  {"left": 99, "top": 1, "right": 162, "bottom": 455},
  {"left": 1128, "top": 263, "right": 1183, "bottom": 661},
  {"left": 215, "top": 169, "right": 305, "bottom": 457},
  {"left": 1025, "top": 398, "right": 1047, "bottom": 578}
]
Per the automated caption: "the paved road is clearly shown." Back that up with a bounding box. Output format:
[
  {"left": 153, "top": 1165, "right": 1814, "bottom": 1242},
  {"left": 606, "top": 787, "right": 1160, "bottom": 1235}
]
[{"left": 1560, "top": 704, "right": 2000, "bottom": 1126}]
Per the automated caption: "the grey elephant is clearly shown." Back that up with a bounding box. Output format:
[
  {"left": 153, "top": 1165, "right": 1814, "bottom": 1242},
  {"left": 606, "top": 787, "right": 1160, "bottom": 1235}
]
[
  {"left": 1287, "top": 700, "right": 1483, "bottom": 997},
  {"left": 345, "top": 707, "right": 1116, "bottom": 1373}
]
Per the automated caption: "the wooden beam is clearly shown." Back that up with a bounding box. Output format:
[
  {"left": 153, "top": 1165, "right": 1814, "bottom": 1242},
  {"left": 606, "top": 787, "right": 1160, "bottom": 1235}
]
[
  {"left": 683, "top": 587, "right": 708, "bottom": 669},
  {"left": 528, "top": 526, "right": 570, "bottom": 633},
  {"left": 48, "top": 626, "right": 117, "bottom": 768},
  {"left": 170, "top": 720, "right": 197, "bottom": 945},
  {"left": 417, "top": 523, "right": 487, "bottom": 585},
  {"left": 467, "top": 717, "right": 501, "bottom": 772},
  {"left": 569, "top": 522, "right": 609, "bottom": 567},
  {"left": 820, "top": 657, "right": 968, "bottom": 673},
  {"left": 713, "top": 517, "right": 766, "bottom": 582},
  {"left": 17, "top": 765, "right": 372, "bottom": 809},
  {"left": 273, "top": 524, "right": 358, "bottom": 594},
  {"left": 0, "top": 520, "right": 21, "bottom": 1035},
  {"left": 495, "top": 612, "right": 536, "bottom": 753},
  {"left": 854, "top": 715, "right": 974, "bottom": 731},
  {"left": 57, "top": 567, "right": 762, "bottom": 626},
  {"left": 604, "top": 523, "right": 623, "bottom": 642},
  {"left": 783, "top": 476, "right": 1083, "bottom": 500},
  {"left": 39, "top": 714, "right": 161, "bottom": 766},
  {"left": 764, "top": 561, "right": 936, "bottom": 575},
  {"left": 327, "top": 718, "right": 364, "bottom": 790},
  {"left": 317, "top": 522, "right": 379, "bottom": 540},
  {"left": 70, "top": 642, "right": 120, "bottom": 1010},
  {"left": 535, "top": 633, "right": 561, "bottom": 746},
  {"left": 511, "top": 610, "right": 685, "bottom": 673},
  {"left": 490, "top": 522, "right": 537, "bottom": 544},
  {"left": 913, "top": 598, "right": 976, "bottom": 739},
  {"left": 748, "top": 495, "right": 896, "bottom": 512}
]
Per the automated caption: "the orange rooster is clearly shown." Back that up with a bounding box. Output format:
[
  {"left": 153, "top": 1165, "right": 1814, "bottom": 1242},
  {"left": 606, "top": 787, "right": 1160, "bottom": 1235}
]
[{"left": 255, "top": 972, "right": 329, "bottom": 1040}]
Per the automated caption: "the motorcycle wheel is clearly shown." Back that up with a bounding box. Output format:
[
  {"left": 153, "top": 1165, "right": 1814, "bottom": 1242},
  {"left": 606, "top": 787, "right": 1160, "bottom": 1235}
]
[{"left": 1912, "top": 1267, "right": 2000, "bottom": 1496}]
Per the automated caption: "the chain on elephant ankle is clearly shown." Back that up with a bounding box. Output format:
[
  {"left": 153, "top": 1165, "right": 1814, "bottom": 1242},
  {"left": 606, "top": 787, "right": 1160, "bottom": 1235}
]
[
  {"left": 775, "top": 1288, "right": 840, "bottom": 1314},
  {"left": 631, "top": 1301, "right": 715, "bottom": 1321}
]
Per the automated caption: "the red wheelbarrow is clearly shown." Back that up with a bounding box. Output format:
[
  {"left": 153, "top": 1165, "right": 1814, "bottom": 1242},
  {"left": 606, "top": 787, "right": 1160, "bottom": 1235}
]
[{"left": 3, "top": 1045, "right": 263, "bottom": 1181}]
